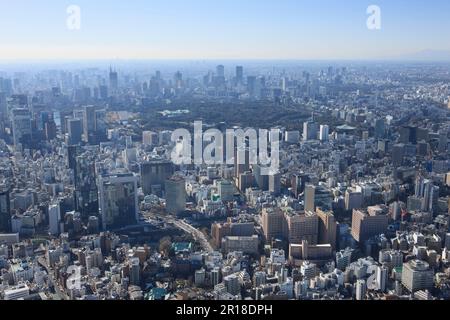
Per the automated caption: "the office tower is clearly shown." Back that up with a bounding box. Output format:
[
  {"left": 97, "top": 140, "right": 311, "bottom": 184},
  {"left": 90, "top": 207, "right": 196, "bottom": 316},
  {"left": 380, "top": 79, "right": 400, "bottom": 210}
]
[
  {"left": 283, "top": 210, "right": 319, "bottom": 244},
  {"left": 99, "top": 85, "right": 108, "bottom": 100},
  {"left": 268, "top": 171, "right": 281, "bottom": 196},
  {"left": 12, "top": 108, "right": 32, "bottom": 149},
  {"left": 401, "top": 260, "right": 434, "bottom": 292},
  {"left": 351, "top": 209, "right": 389, "bottom": 243},
  {"left": 83, "top": 105, "right": 96, "bottom": 144},
  {"left": 319, "top": 125, "right": 330, "bottom": 142},
  {"left": 223, "top": 274, "right": 240, "bottom": 296},
  {"left": 285, "top": 131, "right": 300, "bottom": 144},
  {"left": 218, "top": 180, "right": 235, "bottom": 202},
  {"left": 356, "top": 279, "right": 366, "bottom": 300},
  {"left": 142, "top": 131, "right": 159, "bottom": 146},
  {"left": 129, "top": 257, "right": 140, "bottom": 286},
  {"left": 234, "top": 144, "right": 251, "bottom": 178},
  {"left": 94, "top": 109, "right": 107, "bottom": 142},
  {"left": 303, "top": 121, "right": 318, "bottom": 141},
  {"left": 374, "top": 119, "right": 386, "bottom": 138},
  {"left": 392, "top": 144, "right": 405, "bottom": 166},
  {"left": 438, "top": 130, "right": 448, "bottom": 153},
  {"left": 48, "top": 203, "right": 61, "bottom": 236},
  {"left": 247, "top": 76, "right": 257, "bottom": 97},
  {"left": 87, "top": 216, "right": 100, "bottom": 234},
  {"left": 317, "top": 208, "right": 337, "bottom": 250},
  {"left": 236, "top": 66, "right": 244, "bottom": 84},
  {"left": 0, "top": 187, "right": 11, "bottom": 233},
  {"left": 98, "top": 173, "right": 139, "bottom": 230},
  {"left": 74, "top": 153, "right": 98, "bottom": 218},
  {"left": 44, "top": 119, "right": 57, "bottom": 140},
  {"left": 174, "top": 71, "right": 183, "bottom": 89},
  {"left": 211, "top": 267, "right": 221, "bottom": 287},
  {"left": 399, "top": 126, "right": 418, "bottom": 144},
  {"left": 262, "top": 207, "right": 284, "bottom": 242},
  {"left": 165, "top": 176, "right": 186, "bottom": 216},
  {"left": 216, "top": 65, "right": 225, "bottom": 78},
  {"left": 415, "top": 177, "right": 439, "bottom": 213},
  {"left": 377, "top": 265, "right": 388, "bottom": 292},
  {"left": 67, "top": 118, "right": 83, "bottom": 145},
  {"left": 0, "top": 92, "right": 6, "bottom": 118},
  {"left": 345, "top": 189, "right": 363, "bottom": 211},
  {"left": 140, "top": 160, "right": 174, "bottom": 196},
  {"left": 215, "top": 65, "right": 225, "bottom": 87},
  {"left": 109, "top": 67, "right": 118, "bottom": 93},
  {"left": 304, "top": 185, "right": 316, "bottom": 212},
  {"left": 253, "top": 164, "right": 268, "bottom": 191}
]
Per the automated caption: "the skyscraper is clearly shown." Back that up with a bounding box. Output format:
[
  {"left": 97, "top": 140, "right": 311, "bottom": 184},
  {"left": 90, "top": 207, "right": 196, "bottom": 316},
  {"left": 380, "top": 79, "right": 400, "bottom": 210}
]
[
  {"left": 319, "top": 125, "right": 330, "bottom": 142},
  {"left": 304, "top": 185, "right": 316, "bottom": 213},
  {"left": 303, "top": 121, "right": 318, "bottom": 141},
  {"left": 12, "top": 108, "right": 32, "bottom": 149},
  {"left": 0, "top": 187, "right": 11, "bottom": 233},
  {"left": 140, "top": 160, "right": 174, "bottom": 196},
  {"left": 98, "top": 173, "right": 139, "bottom": 230},
  {"left": 83, "top": 105, "right": 96, "bottom": 144},
  {"left": 351, "top": 209, "right": 389, "bottom": 243},
  {"left": 236, "top": 66, "right": 244, "bottom": 84},
  {"left": 109, "top": 67, "right": 118, "bottom": 94},
  {"left": 67, "top": 118, "right": 83, "bottom": 145},
  {"left": 165, "top": 176, "right": 186, "bottom": 216}
]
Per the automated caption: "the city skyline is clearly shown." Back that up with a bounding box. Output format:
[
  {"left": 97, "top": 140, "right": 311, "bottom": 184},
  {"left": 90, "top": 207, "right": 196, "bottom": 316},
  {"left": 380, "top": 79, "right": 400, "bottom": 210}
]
[{"left": 1, "top": 0, "right": 450, "bottom": 61}]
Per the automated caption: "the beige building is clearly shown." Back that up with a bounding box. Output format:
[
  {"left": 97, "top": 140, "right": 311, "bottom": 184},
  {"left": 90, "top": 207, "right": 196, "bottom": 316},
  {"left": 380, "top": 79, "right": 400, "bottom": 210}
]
[
  {"left": 282, "top": 208, "right": 319, "bottom": 245},
  {"left": 261, "top": 207, "right": 284, "bottom": 242},
  {"left": 351, "top": 209, "right": 388, "bottom": 243},
  {"left": 317, "top": 208, "right": 337, "bottom": 250}
]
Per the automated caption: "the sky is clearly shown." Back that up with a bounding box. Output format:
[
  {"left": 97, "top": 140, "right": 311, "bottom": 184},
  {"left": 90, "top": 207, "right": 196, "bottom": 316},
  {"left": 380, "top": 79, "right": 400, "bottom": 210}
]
[{"left": 0, "top": 0, "right": 450, "bottom": 61}]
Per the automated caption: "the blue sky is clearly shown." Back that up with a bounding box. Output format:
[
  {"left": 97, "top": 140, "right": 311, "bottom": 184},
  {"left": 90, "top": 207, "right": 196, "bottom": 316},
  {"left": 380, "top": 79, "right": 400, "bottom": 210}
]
[{"left": 0, "top": 0, "right": 449, "bottom": 60}]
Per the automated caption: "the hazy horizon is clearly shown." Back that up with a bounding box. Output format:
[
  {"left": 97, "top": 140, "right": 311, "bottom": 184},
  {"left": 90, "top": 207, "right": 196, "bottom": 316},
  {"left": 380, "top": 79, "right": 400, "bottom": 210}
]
[{"left": 1, "top": 0, "right": 450, "bottom": 61}]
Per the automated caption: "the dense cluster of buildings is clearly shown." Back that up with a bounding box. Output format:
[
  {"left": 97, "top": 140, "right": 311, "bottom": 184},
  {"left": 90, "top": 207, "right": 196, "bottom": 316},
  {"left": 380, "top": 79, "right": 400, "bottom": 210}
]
[{"left": 0, "top": 63, "right": 449, "bottom": 300}]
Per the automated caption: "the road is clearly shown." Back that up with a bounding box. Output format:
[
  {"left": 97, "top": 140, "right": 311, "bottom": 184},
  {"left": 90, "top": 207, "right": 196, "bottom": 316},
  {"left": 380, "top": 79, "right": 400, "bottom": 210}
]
[
  {"left": 38, "top": 257, "right": 69, "bottom": 300},
  {"left": 148, "top": 213, "right": 214, "bottom": 253}
]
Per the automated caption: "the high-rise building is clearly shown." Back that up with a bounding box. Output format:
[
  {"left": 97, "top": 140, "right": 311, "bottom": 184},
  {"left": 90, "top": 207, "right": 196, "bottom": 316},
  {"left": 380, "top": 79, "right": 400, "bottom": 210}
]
[
  {"left": 74, "top": 152, "right": 98, "bottom": 218},
  {"left": 236, "top": 66, "right": 244, "bottom": 84},
  {"left": 12, "top": 108, "right": 32, "bottom": 149},
  {"left": 98, "top": 173, "right": 139, "bottom": 230},
  {"left": 377, "top": 265, "right": 388, "bottom": 292},
  {"left": 67, "top": 118, "right": 83, "bottom": 145},
  {"left": 262, "top": 207, "right": 284, "bottom": 242},
  {"left": 109, "top": 67, "right": 119, "bottom": 93},
  {"left": 282, "top": 210, "right": 319, "bottom": 245},
  {"left": 317, "top": 208, "right": 337, "bottom": 250},
  {"left": 48, "top": 203, "right": 61, "bottom": 236},
  {"left": 304, "top": 185, "right": 316, "bottom": 212},
  {"left": 218, "top": 180, "right": 235, "bottom": 202},
  {"left": 0, "top": 187, "right": 11, "bottom": 233},
  {"left": 303, "top": 121, "right": 318, "bottom": 141},
  {"left": 83, "top": 105, "right": 96, "bottom": 144},
  {"left": 140, "top": 160, "right": 174, "bottom": 196},
  {"left": 345, "top": 189, "right": 363, "bottom": 211},
  {"left": 401, "top": 260, "right": 434, "bottom": 292},
  {"left": 268, "top": 172, "right": 281, "bottom": 196},
  {"left": 351, "top": 209, "right": 389, "bottom": 243},
  {"left": 356, "top": 279, "right": 367, "bottom": 300},
  {"left": 165, "top": 176, "right": 186, "bottom": 216},
  {"left": 319, "top": 125, "right": 330, "bottom": 142}
]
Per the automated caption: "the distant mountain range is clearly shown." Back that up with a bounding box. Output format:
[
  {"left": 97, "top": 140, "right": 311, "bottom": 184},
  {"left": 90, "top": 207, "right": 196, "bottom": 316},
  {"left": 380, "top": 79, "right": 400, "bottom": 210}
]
[{"left": 387, "top": 50, "right": 450, "bottom": 61}]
